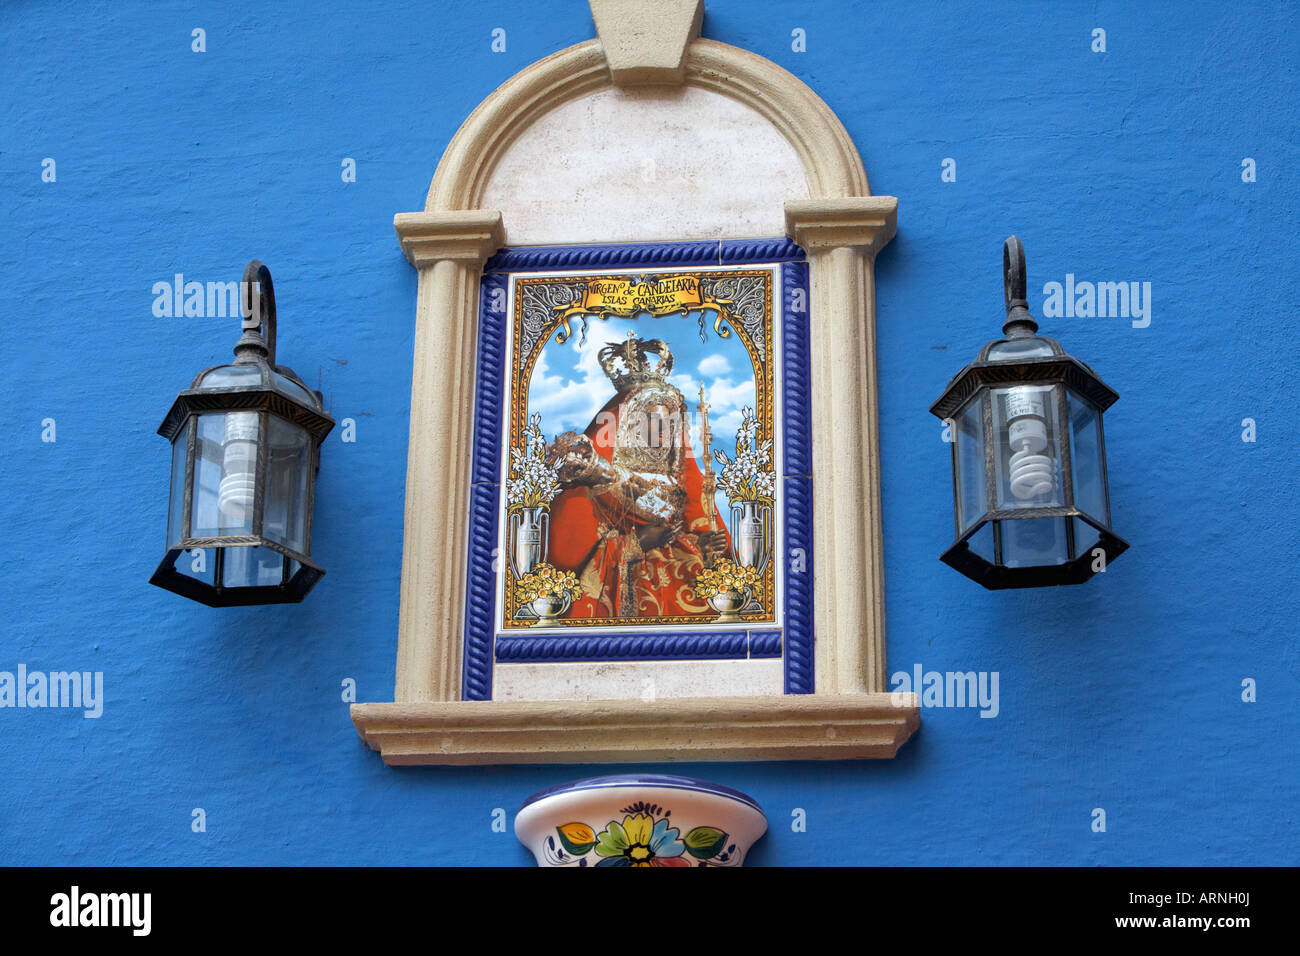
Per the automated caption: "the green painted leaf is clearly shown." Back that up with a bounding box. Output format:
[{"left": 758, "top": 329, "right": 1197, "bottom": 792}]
[
  {"left": 683, "top": 826, "right": 728, "bottom": 860},
  {"left": 556, "top": 822, "right": 596, "bottom": 856}
]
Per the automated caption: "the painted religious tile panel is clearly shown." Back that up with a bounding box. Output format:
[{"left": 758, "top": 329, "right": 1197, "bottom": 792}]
[
  {"left": 462, "top": 240, "right": 813, "bottom": 702},
  {"left": 501, "top": 265, "right": 779, "bottom": 631}
]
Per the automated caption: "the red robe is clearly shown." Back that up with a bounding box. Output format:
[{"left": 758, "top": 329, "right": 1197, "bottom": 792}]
[{"left": 547, "top": 391, "right": 730, "bottom": 621}]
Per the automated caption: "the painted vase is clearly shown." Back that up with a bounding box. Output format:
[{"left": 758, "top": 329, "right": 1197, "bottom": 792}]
[
  {"left": 510, "top": 506, "right": 548, "bottom": 578},
  {"left": 707, "top": 588, "right": 746, "bottom": 623},
  {"left": 515, "top": 774, "right": 768, "bottom": 867},
  {"left": 730, "top": 499, "right": 771, "bottom": 573},
  {"left": 528, "top": 592, "right": 571, "bottom": 626}
]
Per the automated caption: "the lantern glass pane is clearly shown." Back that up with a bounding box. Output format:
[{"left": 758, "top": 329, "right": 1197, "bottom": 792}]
[
  {"left": 967, "top": 522, "right": 995, "bottom": 563},
  {"left": 992, "top": 385, "right": 1064, "bottom": 510},
  {"left": 954, "top": 395, "right": 987, "bottom": 532},
  {"left": 999, "top": 517, "right": 1069, "bottom": 568},
  {"left": 198, "top": 365, "right": 261, "bottom": 389},
  {"left": 263, "top": 416, "right": 312, "bottom": 553},
  {"left": 191, "top": 412, "right": 259, "bottom": 538},
  {"left": 1067, "top": 391, "right": 1108, "bottom": 525},
  {"left": 986, "top": 337, "right": 1056, "bottom": 360},
  {"left": 221, "top": 545, "right": 286, "bottom": 588},
  {"left": 269, "top": 369, "right": 315, "bottom": 406},
  {"left": 1072, "top": 517, "right": 1101, "bottom": 562},
  {"left": 166, "top": 426, "right": 189, "bottom": 546},
  {"left": 176, "top": 547, "right": 216, "bottom": 586}
]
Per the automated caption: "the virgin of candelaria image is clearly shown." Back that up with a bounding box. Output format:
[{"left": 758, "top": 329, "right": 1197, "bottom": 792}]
[{"left": 544, "top": 333, "right": 730, "bottom": 619}]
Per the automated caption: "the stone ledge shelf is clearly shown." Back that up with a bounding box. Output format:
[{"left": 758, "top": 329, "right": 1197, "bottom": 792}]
[{"left": 351, "top": 693, "right": 920, "bottom": 765}]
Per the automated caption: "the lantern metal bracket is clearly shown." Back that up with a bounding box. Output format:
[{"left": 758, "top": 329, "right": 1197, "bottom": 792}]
[
  {"left": 1001, "top": 236, "right": 1038, "bottom": 338},
  {"left": 235, "top": 260, "right": 278, "bottom": 366}
]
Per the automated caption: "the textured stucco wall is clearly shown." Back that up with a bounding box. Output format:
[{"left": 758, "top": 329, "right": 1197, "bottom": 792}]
[{"left": 1, "top": 0, "right": 1296, "bottom": 865}]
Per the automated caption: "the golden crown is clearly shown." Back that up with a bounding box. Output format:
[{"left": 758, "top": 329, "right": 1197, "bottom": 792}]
[{"left": 598, "top": 333, "right": 674, "bottom": 392}]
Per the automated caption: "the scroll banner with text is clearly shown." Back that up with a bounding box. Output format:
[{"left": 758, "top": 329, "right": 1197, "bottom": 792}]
[{"left": 552, "top": 275, "right": 733, "bottom": 343}]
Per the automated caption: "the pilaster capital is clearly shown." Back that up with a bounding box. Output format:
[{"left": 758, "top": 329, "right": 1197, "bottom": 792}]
[
  {"left": 785, "top": 197, "right": 898, "bottom": 258},
  {"left": 394, "top": 210, "right": 505, "bottom": 268}
]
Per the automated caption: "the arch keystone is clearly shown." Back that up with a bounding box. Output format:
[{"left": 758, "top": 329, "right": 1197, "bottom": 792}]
[{"left": 589, "top": 0, "right": 704, "bottom": 86}]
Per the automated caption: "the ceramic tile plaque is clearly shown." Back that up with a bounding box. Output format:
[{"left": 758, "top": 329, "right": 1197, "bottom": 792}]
[{"left": 463, "top": 241, "right": 814, "bottom": 700}]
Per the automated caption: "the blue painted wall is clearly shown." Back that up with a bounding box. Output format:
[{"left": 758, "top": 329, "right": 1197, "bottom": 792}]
[{"left": 2, "top": 0, "right": 1295, "bottom": 865}]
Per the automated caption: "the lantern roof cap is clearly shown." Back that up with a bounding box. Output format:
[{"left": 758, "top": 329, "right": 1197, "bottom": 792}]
[
  {"left": 930, "top": 340, "right": 1117, "bottom": 420},
  {"left": 189, "top": 362, "right": 323, "bottom": 411}
]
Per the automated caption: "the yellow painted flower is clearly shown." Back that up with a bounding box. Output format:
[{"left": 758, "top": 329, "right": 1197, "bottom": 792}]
[
  {"left": 694, "top": 558, "right": 760, "bottom": 600},
  {"left": 517, "top": 562, "right": 581, "bottom": 604}
]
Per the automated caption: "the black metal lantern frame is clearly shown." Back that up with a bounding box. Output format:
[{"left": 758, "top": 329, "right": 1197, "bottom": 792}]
[
  {"left": 930, "top": 238, "right": 1128, "bottom": 589},
  {"left": 151, "top": 261, "right": 335, "bottom": 606}
]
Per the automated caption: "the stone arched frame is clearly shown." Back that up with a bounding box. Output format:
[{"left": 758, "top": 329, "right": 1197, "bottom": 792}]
[
  {"left": 353, "top": 2, "right": 919, "bottom": 763},
  {"left": 422, "top": 38, "right": 869, "bottom": 211}
]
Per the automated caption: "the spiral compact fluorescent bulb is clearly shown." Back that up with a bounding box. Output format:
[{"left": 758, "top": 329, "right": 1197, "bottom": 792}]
[
  {"left": 1005, "top": 390, "right": 1054, "bottom": 500},
  {"left": 217, "top": 412, "right": 259, "bottom": 521}
]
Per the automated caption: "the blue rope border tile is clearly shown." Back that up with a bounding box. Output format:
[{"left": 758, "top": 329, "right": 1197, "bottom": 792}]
[
  {"left": 472, "top": 272, "right": 509, "bottom": 486},
  {"left": 781, "top": 260, "right": 815, "bottom": 694},
  {"left": 721, "top": 237, "right": 803, "bottom": 264},
  {"left": 484, "top": 237, "right": 804, "bottom": 273},
  {"left": 782, "top": 475, "right": 814, "bottom": 694},
  {"left": 497, "top": 628, "right": 786, "bottom": 663},
  {"left": 782, "top": 259, "right": 812, "bottom": 478},
  {"left": 463, "top": 240, "right": 813, "bottom": 697},
  {"left": 462, "top": 277, "right": 510, "bottom": 701},
  {"left": 749, "top": 630, "right": 783, "bottom": 658},
  {"left": 463, "top": 482, "right": 500, "bottom": 701},
  {"left": 497, "top": 632, "right": 748, "bottom": 663},
  {"left": 485, "top": 240, "right": 719, "bottom": 273}
]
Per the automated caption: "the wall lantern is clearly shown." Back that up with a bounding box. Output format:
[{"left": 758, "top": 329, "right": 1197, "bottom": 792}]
[
  {"left": 150, "top": 261, "right": 334, "bottom": 606},
  {"left": 930, "top": 237, "right": 1127, "bottom": 589}
]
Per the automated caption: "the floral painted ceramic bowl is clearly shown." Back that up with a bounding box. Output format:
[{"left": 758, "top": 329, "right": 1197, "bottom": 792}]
[{"left": 515, "top": 773, "right": 767, "bottom": 867}]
